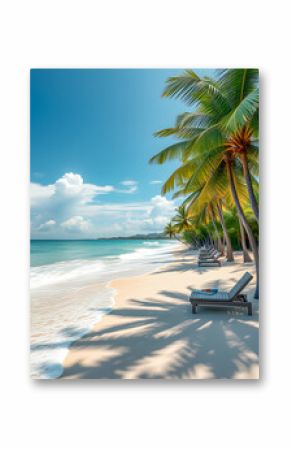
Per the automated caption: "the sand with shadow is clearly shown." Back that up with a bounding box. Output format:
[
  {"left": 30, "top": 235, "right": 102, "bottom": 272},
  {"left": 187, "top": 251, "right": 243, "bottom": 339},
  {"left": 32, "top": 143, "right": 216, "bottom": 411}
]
[{"left": 61, "top": 248, "right": 259, "bottom": 379}]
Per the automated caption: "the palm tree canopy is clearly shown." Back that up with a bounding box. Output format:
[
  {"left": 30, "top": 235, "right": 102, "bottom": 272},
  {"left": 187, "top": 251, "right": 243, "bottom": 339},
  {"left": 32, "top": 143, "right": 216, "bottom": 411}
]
[{"left": 149, "top": 68, "right": 259, "bottom": 224}]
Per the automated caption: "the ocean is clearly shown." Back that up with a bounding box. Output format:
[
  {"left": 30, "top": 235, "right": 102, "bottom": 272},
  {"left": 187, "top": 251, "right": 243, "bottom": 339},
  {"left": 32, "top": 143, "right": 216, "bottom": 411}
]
[{"left": 30, "top": 239, "right": 179, "bottom": 379}]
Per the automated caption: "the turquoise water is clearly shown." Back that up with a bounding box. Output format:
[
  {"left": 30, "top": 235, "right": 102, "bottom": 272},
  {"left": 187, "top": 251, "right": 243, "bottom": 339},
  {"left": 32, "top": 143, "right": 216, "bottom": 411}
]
[
  {"left": 30, "top": 238, "right": 178, "bottom": 289},
  {"left": 30, "top": 238, "right": 179, "bottom": 378},
  {"left": 31, "top": 239, "right": 171, "bottom": 267}
]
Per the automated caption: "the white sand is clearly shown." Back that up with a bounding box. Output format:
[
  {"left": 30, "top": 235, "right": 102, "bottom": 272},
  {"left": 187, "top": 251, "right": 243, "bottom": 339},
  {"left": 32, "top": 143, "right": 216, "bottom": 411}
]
[{"left": 62, "top": 247, "right": 259, "bottom": 379}]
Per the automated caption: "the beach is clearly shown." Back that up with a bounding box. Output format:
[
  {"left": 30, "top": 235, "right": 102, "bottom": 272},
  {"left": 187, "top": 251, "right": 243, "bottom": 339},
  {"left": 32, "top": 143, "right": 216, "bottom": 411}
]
[
  {"left": 62, "top": 246, "right": 259, "bottom": 380},
  {"left": 30, "top": 239, "right": 181, "bottom": 378}
]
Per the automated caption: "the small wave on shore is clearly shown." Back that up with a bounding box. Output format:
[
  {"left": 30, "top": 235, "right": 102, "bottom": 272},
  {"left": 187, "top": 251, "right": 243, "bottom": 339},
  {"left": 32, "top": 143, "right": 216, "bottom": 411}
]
[
  {"left": 30, "top": 239, "right": 180, "bottom": 379},
  {"left": 30, "top": 283, "right": 115, "bottom": 379},
  {"left": 143, "top": 241, "right": 160, "bottom": 246},
  {"left": 30, "top": 259, "right": 106, "bottom": 289}
]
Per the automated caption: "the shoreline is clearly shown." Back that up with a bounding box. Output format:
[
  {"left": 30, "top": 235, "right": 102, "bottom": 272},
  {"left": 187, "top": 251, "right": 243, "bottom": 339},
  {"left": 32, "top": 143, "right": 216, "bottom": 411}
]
[
  {"left": 61, "top": 248, "right": 259, "bottom": 380},
  {"left": 31, "top": 241, "right": 184, "bottom": 379}
]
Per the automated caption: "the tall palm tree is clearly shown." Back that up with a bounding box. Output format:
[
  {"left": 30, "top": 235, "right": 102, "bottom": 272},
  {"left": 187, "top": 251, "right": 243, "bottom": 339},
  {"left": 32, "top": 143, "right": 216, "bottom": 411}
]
[
  {"left": 160, "top": 69, "right": 259, "bottom": 222},
  {"left": 224, "top": 151, "right": 259, "bottom": 297},
  {"left": 150, "top": 69, "right": 259, "bottom": 298}
]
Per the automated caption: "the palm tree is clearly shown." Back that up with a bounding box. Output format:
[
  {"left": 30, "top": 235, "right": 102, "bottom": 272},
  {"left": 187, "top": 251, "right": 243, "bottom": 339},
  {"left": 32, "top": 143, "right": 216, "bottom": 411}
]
[
  {"left": 160, "top": 69, "right": 259, "bottom": 223},
  {"left": 172, "top": 205, "right": 192, "bottom": 232},
  {"left": 164, "top": 222, "right": 176, "bottom": 239},
  {"left": 215, "top": 200, "right": 234, "bottom": 261},
  {"left": 225, "top": 126, "right": 259, "bottom": 222},
  {"left": 162, "top": 155, "right": 251, "bottom": 262},
  {"left": 238, "top": 217, "right": 252, "bottom": 262},
  {"left": 150, "top": 69, "right": 259, "bottom": 298},
  {"left": 224, "top": 151, "right": 259, "bottom": 297}
]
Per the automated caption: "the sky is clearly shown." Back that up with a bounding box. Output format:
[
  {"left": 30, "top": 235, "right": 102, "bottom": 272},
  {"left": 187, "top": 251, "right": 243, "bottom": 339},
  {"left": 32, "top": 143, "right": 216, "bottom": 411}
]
[{"left": 30, "top": 68, "right": 212, "bottom": 239}]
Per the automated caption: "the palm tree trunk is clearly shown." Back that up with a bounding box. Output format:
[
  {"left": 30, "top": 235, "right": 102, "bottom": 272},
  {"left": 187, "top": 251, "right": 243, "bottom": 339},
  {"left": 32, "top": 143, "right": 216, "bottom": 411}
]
[
  {"left": 240, "top": 151, "right": 259, "bottom": 222},
  {"left": 209, "top": 204, "right": 224, "bottom": 255},
  {"left": 225, "top": 155, "right": 259, "bottom": 298},
  {"left": 213, "top": 225, "right": 223, "bottom": 253},
  {"left": 216, "top": 200, "right": 234, "bottom": 262},
  {"left": 216, "top": 232, "right": 224, "bottom": 253},
  {"left": 238, "top": 217, "right": 252, "bottom": 262}
]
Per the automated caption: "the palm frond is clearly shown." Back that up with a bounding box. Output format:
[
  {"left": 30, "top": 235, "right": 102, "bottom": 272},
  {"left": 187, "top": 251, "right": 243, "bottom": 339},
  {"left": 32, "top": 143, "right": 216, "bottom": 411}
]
[
  {"left": 184, "top": 147, "right": 224, "bottom": 192},
  {"left": 161, "top": 160, "right": 197, "bottom": 194},
  {"left": 149, "top": 140, "right": 191, "bottom": 164},
  {"left": 175, "top": 112, "right": 211, "bottom": 129},
  {"left": 155, "top": 126, "right": 206, "bottom": 140},
  {"left": 163, "top": 70, "right": 231, "bottom": 112},
  {"left": 218, "top": 69, "right": 259, "bottom": 106},
  {"left": 220, "top": 88, "right": 259, "bottom": 133}
]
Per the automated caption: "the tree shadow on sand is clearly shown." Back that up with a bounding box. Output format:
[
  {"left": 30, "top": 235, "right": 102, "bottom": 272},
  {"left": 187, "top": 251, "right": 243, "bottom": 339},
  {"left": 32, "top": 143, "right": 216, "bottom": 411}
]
[{"left": 56, "top": 284, "right": 258, "bottom": 380}]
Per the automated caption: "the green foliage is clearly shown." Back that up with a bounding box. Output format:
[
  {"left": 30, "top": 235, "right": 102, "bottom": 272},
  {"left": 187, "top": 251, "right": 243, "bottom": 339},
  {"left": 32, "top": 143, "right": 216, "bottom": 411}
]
[
  {"left": 172, "top": 205, "right": 193, "bottom": 232},
  {"left": 164, "top": 222, "right": 177, "bottom": 239},
  {"left": 152, "top": 68, "right": 259, "bottom": 256}
]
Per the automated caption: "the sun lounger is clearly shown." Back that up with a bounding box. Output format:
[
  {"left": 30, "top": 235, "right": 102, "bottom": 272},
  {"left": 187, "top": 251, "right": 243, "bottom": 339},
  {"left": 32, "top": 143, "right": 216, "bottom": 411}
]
[
  {"left": 199, "top": 249, "right": 222, "bottom": 259},
  {"left": 199, "top": 252, "right": 216, "bottom": 259},
  {"left": 198, "top": 253, "right": 221, "bottom": 266},
  {"left": 199, "top": 248, "right": 216, "bottom": 258},
  {"left": 189, "top": 272, "right": 253, "bottom": 315}
]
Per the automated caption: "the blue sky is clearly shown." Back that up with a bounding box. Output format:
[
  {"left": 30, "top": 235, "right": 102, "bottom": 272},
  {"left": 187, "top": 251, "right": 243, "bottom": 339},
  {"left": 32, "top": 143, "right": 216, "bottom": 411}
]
[{"left": 30, "top": 69, "right": 213, "bottom": 238}]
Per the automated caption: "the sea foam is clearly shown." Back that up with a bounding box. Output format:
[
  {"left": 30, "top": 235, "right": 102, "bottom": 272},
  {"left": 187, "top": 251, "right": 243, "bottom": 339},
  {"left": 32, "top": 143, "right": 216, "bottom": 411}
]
[{"left": 30, "top": 240, "right": 179, "bottom": 379}]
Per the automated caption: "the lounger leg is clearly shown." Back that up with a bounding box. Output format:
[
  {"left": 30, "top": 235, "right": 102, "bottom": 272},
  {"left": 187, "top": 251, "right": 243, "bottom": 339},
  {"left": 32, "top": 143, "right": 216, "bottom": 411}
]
[
  {"left": 192, "top": 304, "right": 197, "bottom": 314},
  {"left": 247, "top": 303, "right": 252, "bottom": 316}
]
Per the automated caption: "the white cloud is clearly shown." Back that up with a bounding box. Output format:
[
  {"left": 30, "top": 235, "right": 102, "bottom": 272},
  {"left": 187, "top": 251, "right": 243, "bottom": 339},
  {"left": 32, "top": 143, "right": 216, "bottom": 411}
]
[
  {"left": 85, "top": 195, "right": 176, "bottom": 236},
  {"left": 121, "top": 180, "right": 136, "bottom": 186},
  {"left": 37, "top": 220, "right": 56, "bottom": 232},
  {"left": 61, "top": 216, "right": 90, "bottom": 232},
  {"left": 54, "top": 173, "right": 114, "bottom": 199},
  {"left": 150, "top": 180, "right": 162, "bottom": 185},
  {"left": 150, "top": 195, "right": 175, "bottom": 215},
  {"left": 31, "top": 173, "right": 176, "bottom": 238},
  {"left": 31, "top": 173, "right": 114, "bottom": 208},
  {"left": 118, "top": 180, "right": 138, "bottom": 194},
  {"left": 131, "top": 195, "right": 176, "bottom": 232},
  {"left": 30, "top": 183, "right": 54, "bottom": 206}
]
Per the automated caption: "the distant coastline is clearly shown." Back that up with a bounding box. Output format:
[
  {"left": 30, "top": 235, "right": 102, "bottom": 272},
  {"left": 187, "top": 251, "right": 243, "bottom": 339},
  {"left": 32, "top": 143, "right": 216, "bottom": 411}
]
[{"left": 31, "top": 232, "right": 172, "bottom": 241}]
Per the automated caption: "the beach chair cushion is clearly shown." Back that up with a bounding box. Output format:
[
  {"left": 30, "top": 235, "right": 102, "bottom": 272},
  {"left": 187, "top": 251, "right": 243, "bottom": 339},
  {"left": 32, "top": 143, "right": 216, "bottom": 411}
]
[{"left": 190, "top": 291, "right": 230, "bottom": 301}]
